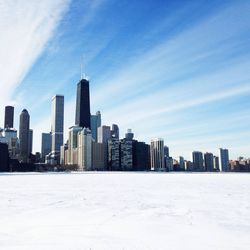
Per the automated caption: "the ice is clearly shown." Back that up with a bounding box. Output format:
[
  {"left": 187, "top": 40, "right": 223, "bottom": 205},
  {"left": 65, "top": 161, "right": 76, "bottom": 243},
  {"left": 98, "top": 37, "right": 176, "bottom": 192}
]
[{"left": 0, "top": 172, "right": 250, "bottom": 249}]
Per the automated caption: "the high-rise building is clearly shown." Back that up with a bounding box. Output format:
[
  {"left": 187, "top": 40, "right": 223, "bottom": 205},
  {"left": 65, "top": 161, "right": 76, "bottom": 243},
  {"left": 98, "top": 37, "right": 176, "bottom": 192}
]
[
  {"left": 165, "top": 157, "right": 173, "bottom": 171},
  {"left": 192, "top": 151, "right": 204, "bottom": 171},
  {"left": 219, "top": 148, "right": 229, "bottom": 172},
  {"left": 28, "top": 129, "right": 33, "bottom": 156},
  {"left": 120, "top": 138, "right": 133, "bottom": 171},
  {"left": 204, "top": 152, "right": 214, "bottom": 171},
  {"left": 132, "top": 140, "right": 150, "bottom": 171},
  {"left": 108, "top": 138, "right": 120, "bottom": 171},
  {"left": 78, "top": 128, "right": 92, "bottom": 171},
  {"left": 60, "top": 143, "right": 68, "bottom": 166},
  {"left": 4, "top": 106, "right": 14, "bottom": 129},
  {"left": 185, "top": 161, "right": 193, "bottom": 171},
  {"left": 91, "top": 111, "right": 101, "bottom": 141},
  {"left": 213, "top": 156, "right": 220, "bottom": 171},
  {"left": 0, "top": 143, "right": 9, "bottom": 171},
  {"left": 163, "top": 145, "right": 171, "bottom": 170},
  {"left": 179, "top": 156, "right": 185, "bottom": 170},
  {"left": 111, "top": 124, "right": 119, "bottom": 139},
  {"left": 19, "top": 109, "right": 30, "bottom": 162},
  {"left": 125, "top": 129, "right": 134, "bottom": 140},
  {"left": 41, "top": 132, "right": 52, "bottom": 162},
  {"left": 97, "top": 125, "right": 111, "bottom": 144},
  {"left": 51, "top": 95, "right": 64, "bottom": 153},
  {"left": 92, "top": 141, "right": 107, "bottom": 170},
  {"left": 150, "top": 138, "right": 165, "bottom": 171},
  {"left": 3, "top": 128, "right": 18, "bottom": 159},
  {"left": 164, "top": 146, "right": 169, "bottom": 158},
  {"left": 68, "top": 126, "right": 82, "bottom": 165},
  {"left": 75, "top": 78, "right": 91, "bottom": 128}
]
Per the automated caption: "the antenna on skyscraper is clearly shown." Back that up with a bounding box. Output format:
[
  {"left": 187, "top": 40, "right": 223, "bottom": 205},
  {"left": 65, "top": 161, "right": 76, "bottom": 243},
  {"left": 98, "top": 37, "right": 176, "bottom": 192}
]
[
  {"left": 80, "top": 54, "right": 88, "bottom": 80},
  {"left": 80, "top": 55, "right": 84, "bottom": 80}
]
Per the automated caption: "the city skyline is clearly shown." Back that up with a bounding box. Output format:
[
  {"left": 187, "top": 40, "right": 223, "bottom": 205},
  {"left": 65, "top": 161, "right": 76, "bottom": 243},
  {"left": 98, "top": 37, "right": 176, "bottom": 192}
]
[{"left": 0, "top": 0, "right": 250, "bottom": 160}]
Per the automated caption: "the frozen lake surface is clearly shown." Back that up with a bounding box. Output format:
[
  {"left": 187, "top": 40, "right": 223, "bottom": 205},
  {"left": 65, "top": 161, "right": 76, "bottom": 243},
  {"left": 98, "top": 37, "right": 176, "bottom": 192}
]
[{"left": 0, "top": 172, "right": 249, "bottom": 250}]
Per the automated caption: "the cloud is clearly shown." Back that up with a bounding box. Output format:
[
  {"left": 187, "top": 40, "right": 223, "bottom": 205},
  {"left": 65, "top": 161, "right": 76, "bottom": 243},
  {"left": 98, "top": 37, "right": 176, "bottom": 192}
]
[{"left": 0, "top": 0, "right": 71, "bottom": 126}]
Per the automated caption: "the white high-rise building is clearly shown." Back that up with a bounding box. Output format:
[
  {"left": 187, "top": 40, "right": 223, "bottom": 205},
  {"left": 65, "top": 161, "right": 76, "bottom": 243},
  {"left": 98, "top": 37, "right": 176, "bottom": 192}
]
[
  {"left": 150, "top": 138, "right": 165, "bottom": 171},
  {"left": 97, "top": 125, "right": 111, "bottom": 144},
  {"left": 68, "top": 126, "right": 82, "bottom": 165},
  {"left": 51, "top": 95, "right": 64, "bottom": 153},
  {"left": 78, "top": 128, "right": 92, "bottom": 171}
]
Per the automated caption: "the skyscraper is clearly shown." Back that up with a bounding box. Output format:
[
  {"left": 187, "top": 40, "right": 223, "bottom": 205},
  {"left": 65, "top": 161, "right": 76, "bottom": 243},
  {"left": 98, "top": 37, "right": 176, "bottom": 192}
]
[
  {"left": 75, "top": 78, "right": 91, "bottom": 128},
  {"left": 78, "top": 128, "right": 92, "bottom": 171},
  {"left": 150, "top": 138, "right": 165, "bottom": 171},
  {"left": 179, "top": 156, "right": 185, "bottom": 170},
  {"left": 51, "top": 95, "right": 64, "bottom": 153},
  {"left": 132, "top": 140, "right": 150, "bottom": 171},
  {"left": 91, "top": 111, "right": 101, "bottom": 141},
  {"left": 219, "top": 148, "right": 229, "bottom": 172},
  {"left": 4, "top": 106, "right": 14, "bottom": 129},
  {"left": 28, "top": 129, "right": 33, "bottom": 156},
  {"left": 192, "top": 151, "right": 204, "bottom": 171},
  {"left": 125, "top": 129, "right": 134, "bottom": 140},
  {"left": 19, "top": 109, "right": 30, "bottom": 162},
  {"left": 92, "top": 141, "right": 106, "bottom": 171},
  {"left": 108, "top": 137, "right": 120, "bottom": 171},
  {"left": 41, "top": 132, "right": 52, "bottom": 162},
  {"left": 68, "top": 126, "right": 82, "bottom": 165},
  {"left": 111, "top": 124, "right": 119, "bottom": 139},
  {"left": 97, "top": 125, "right": 111, "bottom": 144},
  {"left": 204, "top": 152, "right": 214, "bottom": 172},
  {"left": 120, "top": 138, "right": 133, "bottom": 171},
  {"left": 213, "top": 156, "right": 220, "bottom": 171}
]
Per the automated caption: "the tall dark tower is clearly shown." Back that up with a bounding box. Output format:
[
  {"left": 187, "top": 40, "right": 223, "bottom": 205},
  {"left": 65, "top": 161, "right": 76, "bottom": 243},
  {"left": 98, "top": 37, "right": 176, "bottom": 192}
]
[
  {"left": 75, "top": 78, "right": 91, "bottom": 128},
  {"left": 19, "top": 109, "right": 30, "bottom": 163},
  {"left": 4, "top": 106, "right": 14, "bottom": 128}
]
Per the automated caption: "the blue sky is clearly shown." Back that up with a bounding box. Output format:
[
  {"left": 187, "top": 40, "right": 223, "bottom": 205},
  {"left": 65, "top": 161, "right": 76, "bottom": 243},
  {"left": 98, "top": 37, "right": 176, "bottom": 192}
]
[{"left": 0, "top": 0, "right": 250, "bottom": 160}]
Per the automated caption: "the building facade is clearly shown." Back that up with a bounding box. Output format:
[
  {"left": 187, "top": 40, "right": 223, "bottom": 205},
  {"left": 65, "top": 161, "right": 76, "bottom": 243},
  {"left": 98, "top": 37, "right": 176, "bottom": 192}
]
[
  {"left": 90, "top": 111, "right": 101, "bottom": 141},
  {"left": 28, "top": 129, "right": 33, "bottom": 156},
  {"left": 92, "top": 141, "right": 106, "bottom": 170},
  {"left": 0, "top": 143, "right": 9, "bottom": 171},
  {"left": 19, "top": 109, "right": 30, "bottom": 163},
  {"left": 75, "top": 78, "right": 91, "bottom": 128},
  {"left": 213, "top": 156, "right": 220, "bottom": 171},
  {"left": 120, "top": 138, "right": 133, "bottom": 171},
  {"left": 78, "top": 128, "right": 92, "bottom": 171},
  {"left": 192, "top": 151, "right": 204, "bottom": 171},
  {"left": 108, "top": 138, "right": 120, "bottom": 171},
  {"left": 219, "top": 148, "right": 229, "bottom": 172},
  {"left": 150, "top": 138, "right": 165, "bottom": 171},
  {"left": 51, "top": 95, "right": 64, "bottom": 153},
  {"left": 4, "top": 106, "right": 14, "bottom": 129},
  {"left": 204, "top": 152, "right": 214, "bottom": 171},
  {"left": 111, "top": 124, "right": 119, "bottom": 139},
  {"left": 41, "top": 132, "right": 52, "bottom": 162},
  {"left": 68, "top": 126, "right": 82, "bottom": 165},
  {"left": 132, "top": 140, "right": 150, "bottom": 171},
  {"left": 98, "top": 125, "right": 111, "bottom": 144}
]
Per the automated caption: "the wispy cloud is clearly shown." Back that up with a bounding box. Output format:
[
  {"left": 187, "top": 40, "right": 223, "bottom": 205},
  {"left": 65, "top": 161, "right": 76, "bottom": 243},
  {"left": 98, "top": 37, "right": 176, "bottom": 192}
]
[{"left": 0, "top": 0, "right": 70, "bottom": 125}]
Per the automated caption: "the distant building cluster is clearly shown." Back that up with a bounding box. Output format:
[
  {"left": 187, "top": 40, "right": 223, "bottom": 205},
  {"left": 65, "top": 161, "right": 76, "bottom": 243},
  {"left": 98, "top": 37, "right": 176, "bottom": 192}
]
[{"left": 0, "top": 77, "right": 250, "bottom": 172}]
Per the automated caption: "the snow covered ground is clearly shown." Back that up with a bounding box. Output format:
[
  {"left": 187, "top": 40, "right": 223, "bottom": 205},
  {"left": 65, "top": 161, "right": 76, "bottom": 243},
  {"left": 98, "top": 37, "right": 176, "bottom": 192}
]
[{"left": 0, "top": 172, "right": 249, "bottom": 250}]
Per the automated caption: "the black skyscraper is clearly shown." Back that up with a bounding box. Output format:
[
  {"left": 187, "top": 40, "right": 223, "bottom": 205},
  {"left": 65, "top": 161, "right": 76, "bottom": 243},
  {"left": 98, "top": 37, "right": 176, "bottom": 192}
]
[
  {"left": 4, "top": 106, "right": 14, "bottom": 128},
  {"left": 75, "top": 78, "right": 91, "bottom": 128},
  {"left": 19, "top": 109, "right": 30, "bottom": 163}
]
